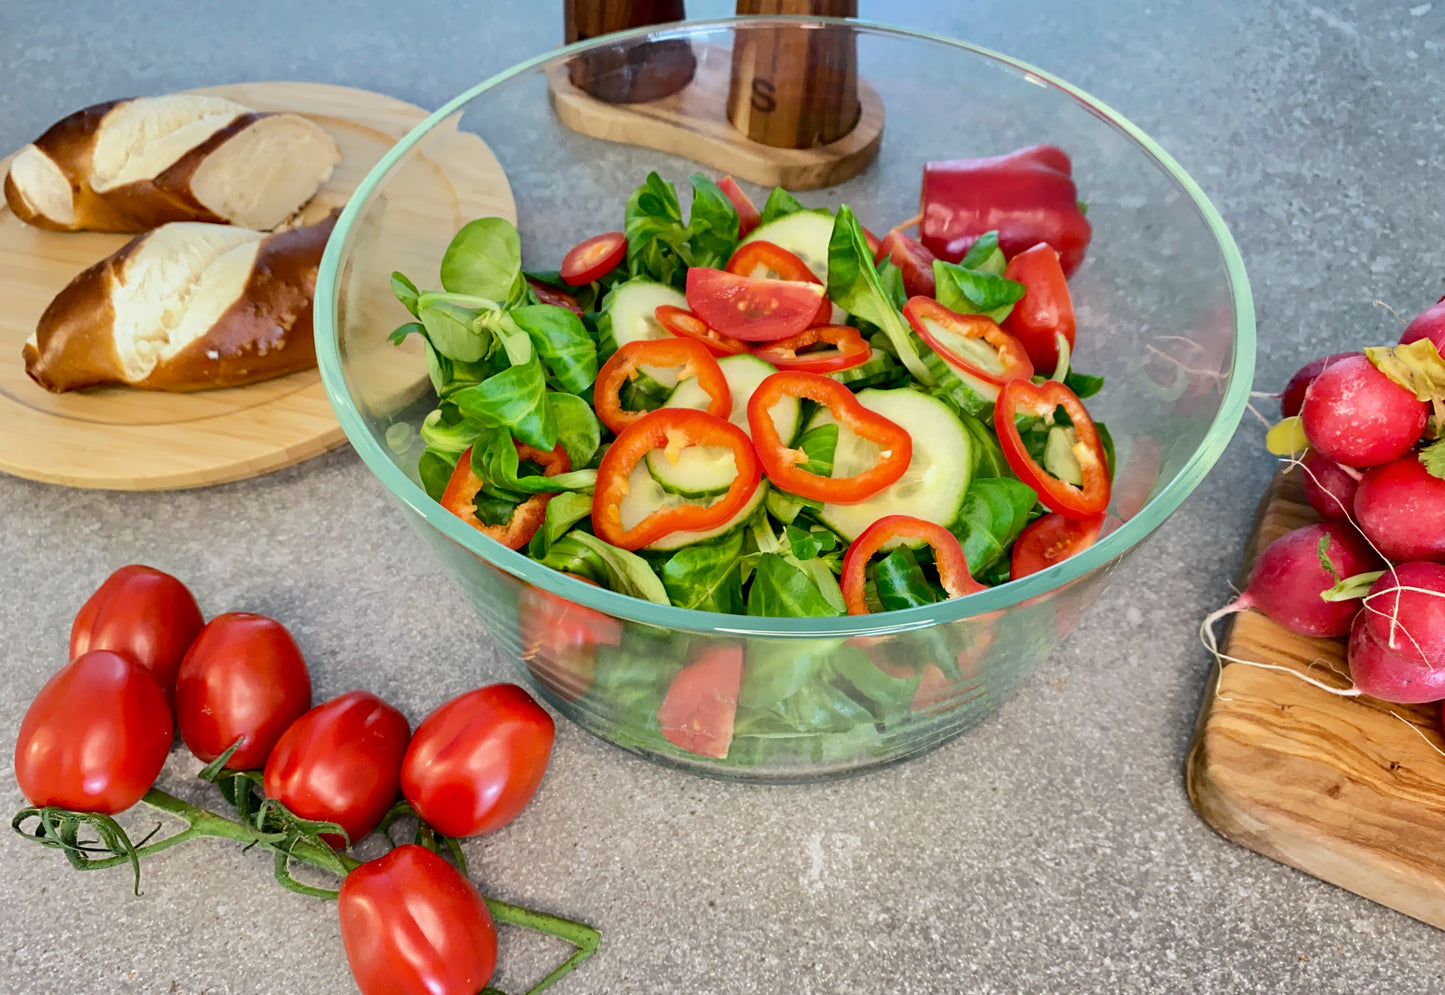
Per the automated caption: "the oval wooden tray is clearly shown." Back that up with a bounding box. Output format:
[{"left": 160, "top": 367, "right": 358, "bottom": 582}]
[{"left": 0, "top": 81, "right": 514, "bottom": 490}]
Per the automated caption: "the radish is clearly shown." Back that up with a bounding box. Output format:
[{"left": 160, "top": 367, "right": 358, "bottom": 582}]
[
  {"left": 1279, "top": 351, "right": 1355, "bottom": 418},
  {"left": 1203, "top": 522, "right": 1381, "bottom": 639},
  {"left": 1400, "top": 295, "right": 1445, "bottom": 352},
  {"left": 1353, "top": 453, "right": 1445, "bottom": 563},
  {"left": 1348, "top": 562, "right": 1445, "bottom": 702},
  {"left": 1298, "top": 353, "right": 1428, "bottom": 467},
  {"left": 1299, "top": 450, "right": 1360, "bottom": 523}
]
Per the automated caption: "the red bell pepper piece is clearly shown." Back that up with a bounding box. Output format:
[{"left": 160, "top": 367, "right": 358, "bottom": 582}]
[
  {"left": 725, "top": 240, "right": 821, "bottom": 284},
  {"left": 995, "top": 379, "right": 1111, "bottom": 519},
  {"left": 873, "top": 228, "right": 937, "bottom": 299},
  {"left": 746, "top": 371, "right": 911, "bottom": 504},
  {"left": 918, "top": 144, "right": 1092, "bottom": 277},
  {"left": 440, "top": 443, "right": 570, "bottom": 550},
  {"left": 717, "top": 176, "right": 760, "bottom": 238},
  {"left": 903, "top": 297, "right": 1033, "bottom": 399},
  {"left": 1001, "top": 242, "right": 1077, "bottom": 373},
  {"left": 654, "top": 305, "right": 751, "bottom": 358},
  {"left": 592, "top": 409, "right": 761, "bottom": 551},
  {"left": 840, "top": 515, "right": 987, "bottom": 615},
  {"left": 751, "top": 324, "right": 872, "bottom": 374},
  {"left": 594, "top": 337, "right": 731, "bottom": 436}
]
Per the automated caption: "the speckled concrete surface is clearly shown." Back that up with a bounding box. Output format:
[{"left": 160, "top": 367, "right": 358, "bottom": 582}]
[{"left": 2, "top": 1, "right": 1444, "bottom": 992}]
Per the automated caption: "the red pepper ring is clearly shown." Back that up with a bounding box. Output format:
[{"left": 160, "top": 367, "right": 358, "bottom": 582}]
[
  {"left": 903, "top": 297, "right": 1034, "bottom": 397},
  {"left": 995, "top": 378, "right": 1111, "bottom": 519},
  {"left": 594, "top": 337, "right": 732, "bottom": 436},
  {"left": 751, "top": 324, "right": 872, "bottom": 374},
  {"left": 840, "top": 515, "right": 988, "bottom": 615},
  {"left": 592, "top": 409, "right": 762, "bottom": 551},
  {"left": 654, "top": 305, "right": 751, "bottom": 358},
  {"left": 725, "top": 240, "right": 822, "bottom": 284},
  {"left": 746, "top": 371, "right": 912, "bottom": 505},
  {"left": 440, "top": 443, "right": 570, "bottom": 550}
]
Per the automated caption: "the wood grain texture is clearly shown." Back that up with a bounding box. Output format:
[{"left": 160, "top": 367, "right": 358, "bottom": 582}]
[
  {"left": 545, "top": 42, "right": 883, "bottom": 191},
  {"left": 1186, "top": 468, "right": 1445, "bottom": 930},
  {"left": 0, "top": 81, "right": 515, "bottom": 491}
]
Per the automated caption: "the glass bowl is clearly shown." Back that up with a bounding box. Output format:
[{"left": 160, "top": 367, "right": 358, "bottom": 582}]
[{"left": 315, "top": 17, "right": 1254, "bottom": 782}]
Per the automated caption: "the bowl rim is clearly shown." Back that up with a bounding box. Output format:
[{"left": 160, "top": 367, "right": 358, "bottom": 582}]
[{"left": 314, "top": 14, "right": 1256, "bottom": 638}]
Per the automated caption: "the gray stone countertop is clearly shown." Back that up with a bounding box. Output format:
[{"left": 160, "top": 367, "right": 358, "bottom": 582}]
[{"left": 2, "top": 1, "right": 1444, "bottom": 992}]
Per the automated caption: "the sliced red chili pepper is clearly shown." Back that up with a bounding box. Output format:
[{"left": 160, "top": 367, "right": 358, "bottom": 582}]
[
  {"left": 903, "top": 296, "right": 1034, "bottom": 398},
  {"left": 654, "top": 304, "right": 750, "bottom": 358},
  {"left": 746, "top": 371, "right": 911, "bottom": 504},
  {"left": 526, "top": 278, "right": 584, "bottom": 317},
  {"left": 717, "top": 176, "right": 760, "bottom": 238},
  {"left": 840, "top": 515, "right": 987, "bottom": 615},
  {"left": 559, "top": 231, "right": 627, "bottom": 286},
  {"left": 592, "top": 408, "right": 761, "bottom": 551},
  {"left": 995, "top": 379, "right": 1111, "bottom": 519},
  {"left": 594, "top": 338, "right": 731, "bottom": 436},
  {"left": 725, "top": 240, "right": 821, "bottom": 284},
  {"left": 440, "top": 443, "right": 570, "bottom": 550},
  {"left": 874, "top": 228, "right": 937, "bottom": 299},
  {"left": 751, "top": 324, "right": 871, "bottom": 374},
  {"left": 1001, "top": 242, "right": 1077, "bottom": 373},
  {"left": 1010, "top": 511, "right": 1106, "bottom": 579},
  {"left": 685, "top": 267, "right": 827, "bottom": 343}
]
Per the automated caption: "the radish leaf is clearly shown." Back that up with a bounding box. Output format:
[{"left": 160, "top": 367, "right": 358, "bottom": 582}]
[{"left": 1420, "top": 437, "right": 1445, "bottom": 481}]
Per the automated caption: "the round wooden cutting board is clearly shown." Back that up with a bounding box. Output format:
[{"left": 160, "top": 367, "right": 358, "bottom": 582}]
[{"left": 0, "top": 81, "right": 515, "bottom": 490}]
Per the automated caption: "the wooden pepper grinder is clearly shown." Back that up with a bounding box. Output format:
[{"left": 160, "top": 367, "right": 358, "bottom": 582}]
[
  {"left": 727, "top": 1, "right": 861, "bottom": 149},
  {"left": 564, "top": 0, "right": 697, "bottom": 104}
]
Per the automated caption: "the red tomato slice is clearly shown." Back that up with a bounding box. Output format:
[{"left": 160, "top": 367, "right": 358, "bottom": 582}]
[
  {"left": 1011, "top": 512, "right": 1106, "bottom": 579},
  {"left": 559, "top": 231, "right": 627, "bottom": 286},
  {"left": 658, "top": 645, "right": 743, "bottom": 759},
  {"left": 684, "top": 267, "right": 827, "bottom": 343},
  {"left": 725, "top": 240, "right": 821, "bottom": 284},
  {"left": 874, "top": 229, "right": 937, "bottom": 298},
  {"left": 717, "top": 176, "right": 761, "bottom": 238},
  {"left": 654, "top": 304, "right": 751, "bottom": 357},
  {"left": 526, "top": 278, "right": 585, "bottom": 316}
]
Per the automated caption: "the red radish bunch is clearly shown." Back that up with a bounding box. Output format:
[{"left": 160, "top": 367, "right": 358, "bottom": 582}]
[{"left": 1215, "top": 295, "right": 1445, "bottom": 707}]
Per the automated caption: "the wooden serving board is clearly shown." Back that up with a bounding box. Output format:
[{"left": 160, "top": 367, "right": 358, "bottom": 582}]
[
  {"left": 545, "top": 44, "right": 884, "bottom": 191},
  {"left": 0, "top": 81, "right": 515, "bottom": 490},
  {"left": 1186, "top": 468, "right": 1445, "bottom": 929}
]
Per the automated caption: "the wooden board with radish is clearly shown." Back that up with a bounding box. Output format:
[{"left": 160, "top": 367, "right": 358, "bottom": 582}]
[{"left": 1188, "top": 295, "right": 1445, "bottom": 930}]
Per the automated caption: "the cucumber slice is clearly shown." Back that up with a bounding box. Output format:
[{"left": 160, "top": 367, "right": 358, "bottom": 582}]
[
  {"left": 598, "top": 278, "right": 689, "bottom": 389},
  {"left": 617, "top": 458, "right": 770, "bottom": 551},
  {"left": 647, "top": 354, "right": 801, "bottom": 497},
  {"left": 739, "top": 209, "right": 835, "bottom": 284},
  {"left": 810, "top": 387, "right": 974, "bottom": 542}
]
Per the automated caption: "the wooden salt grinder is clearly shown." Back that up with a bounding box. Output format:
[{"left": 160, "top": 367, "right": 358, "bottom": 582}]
[
  {"left": 727, "top": 1, "right": 861, "bottom": 149},
  {"left": 563, "top": 0, "right": 697, "bottom": 104}
]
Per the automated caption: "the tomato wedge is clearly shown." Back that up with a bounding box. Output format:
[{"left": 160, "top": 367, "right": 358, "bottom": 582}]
[
  {"left": 752, "top": 324, "right": 871, "bottom": 374},
  {"left": 594, "top": 337, "right": 731, "bottom": 435},
  {"left": 526, "top": 278, "right": 584, "bottom": 316},
  {"left": 746, "top": 371, "right": 911, "bottom": 504},
  {"left": 658, "top": 644, "right": 743, "bottom": 759},
  {"left": 1001, "top": 242, "right": 1076, "bottom": 373},
  {"left": 592, "top": 408, "right": 761, "bottom": 550},
  {"left": 1011, "top": 511, "right": 1107, "bottom": 579},
  {"left": 725, "top": 240, "right": 821, "bottom": 284},
  {"left": 654, "top": 304, "right": 750, "bottom": 357},
  {"left": 559, "top": 231, "right": 627, "bottom": 286},
  {"left": 903, "top": 296, "right": 1033, "bottom": 398},
  {"left": 520, "top": 575, "right": 621, "bottom": 702},
  {"left": 840, "top": 515, "right": 986, "bottom": 615},
  {"left": 874, "top": 228, "right": 937, "bottom": 299},
  {"left": 441, "top": 442, "right": 570, "bottom": 549},
  {"left": 685, "top": 267, "right": 827, "bottom": 343},
  {"left": 995, "top": 379, "right": 1110, "bottom": 519},
  {"left": 717, "top": 176, "right": 760, "bottom": 238}
]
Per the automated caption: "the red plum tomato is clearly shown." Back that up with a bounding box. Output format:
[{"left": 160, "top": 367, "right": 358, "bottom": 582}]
[
  {"left": 339, "top": 844, "right": 498, "bottom": 995},
  {"left": 400, "top": 683, "right": 555, "bottom": 838},
  {"left": 15, "top": 649, "right": 172, "bottom": 814},
  {"left": 70, "top": 564, "right": 203, "bottom": 699},
  {"left": 263, "top": 690, "right": 411, "bottom": 846},
  {"left": 174, "top": 612, "right": 312, "bottom": 770}
]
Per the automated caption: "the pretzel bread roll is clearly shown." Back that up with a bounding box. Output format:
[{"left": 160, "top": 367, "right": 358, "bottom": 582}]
[
  {"left": 23, "top": 212, "right": 338, "bottom": 393},
  {"left": 4, "top": 94, "right": 340, "bottom": 232}
]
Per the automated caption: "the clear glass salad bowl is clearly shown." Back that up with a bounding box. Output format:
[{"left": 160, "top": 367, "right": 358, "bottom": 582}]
[{"left": 315, "top": 17, "right": 1254, "bottom": 782}]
